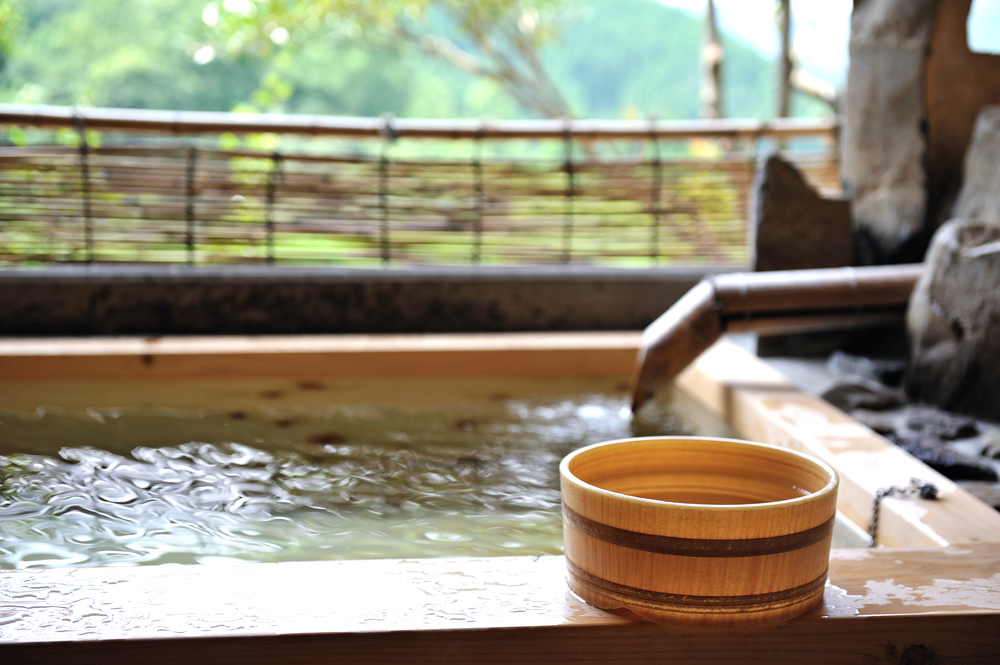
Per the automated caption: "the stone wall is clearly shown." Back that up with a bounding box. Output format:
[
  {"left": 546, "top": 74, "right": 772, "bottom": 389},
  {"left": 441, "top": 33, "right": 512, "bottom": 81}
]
[{"left": 0, "top": 265, "right": 704, "bottom": 336}]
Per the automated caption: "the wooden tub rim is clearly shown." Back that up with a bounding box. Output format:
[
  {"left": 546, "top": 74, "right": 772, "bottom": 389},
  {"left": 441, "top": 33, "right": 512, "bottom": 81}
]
[{"left": 560, "top": 436, "right": 839, "bottom": 514}]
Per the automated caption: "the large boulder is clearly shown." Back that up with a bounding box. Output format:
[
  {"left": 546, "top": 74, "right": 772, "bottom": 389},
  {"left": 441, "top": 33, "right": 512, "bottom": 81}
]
[
  {"left": 924, "top": 3, "right": 1000, "bottom": 233},
  {"left": 953, "top": 105, "right": 1000, "bottom": 227},
  {"left": 752, "top": 154, "right": 867, "bottom": 357},
  {"left": 906, "top": 219, "right": 1000, "bottom": 418},
  {"left": 752, "top": 154, "right": 852, "bottom": 272},
  {"left": 841, "top": 0, "right": 939, "bottom": 261}
]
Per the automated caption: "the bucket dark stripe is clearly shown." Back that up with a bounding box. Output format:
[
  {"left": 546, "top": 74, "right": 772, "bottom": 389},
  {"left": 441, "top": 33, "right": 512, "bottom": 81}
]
[
  {"left": 566, "top": 558, "right": 828, "bottom": 609},
  {"left": 563, "top": 504, "right": 834, "bottom": 558}
]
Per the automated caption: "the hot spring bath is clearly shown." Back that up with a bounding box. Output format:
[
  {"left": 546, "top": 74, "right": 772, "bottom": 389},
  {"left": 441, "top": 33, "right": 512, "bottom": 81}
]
[
  {"left": 0, "top": 339, "right": 879, "bottom": 569},
  {"left": 0, "top": 373, "right": 746, "bottom": 567},
  {"left": 2, "top": 333, "right": 1000, "bottom": 663}
]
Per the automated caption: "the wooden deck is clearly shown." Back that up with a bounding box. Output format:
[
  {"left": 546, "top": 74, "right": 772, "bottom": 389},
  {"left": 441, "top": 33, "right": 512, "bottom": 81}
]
[{"left": 2, "top": 333, "right": 999, "bottom": 663}]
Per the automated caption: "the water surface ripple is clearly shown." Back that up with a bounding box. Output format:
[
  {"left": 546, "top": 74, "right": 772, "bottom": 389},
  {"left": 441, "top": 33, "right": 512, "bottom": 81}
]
[{"left": 0, "top": 382, "right": 728, "bottom": 567}]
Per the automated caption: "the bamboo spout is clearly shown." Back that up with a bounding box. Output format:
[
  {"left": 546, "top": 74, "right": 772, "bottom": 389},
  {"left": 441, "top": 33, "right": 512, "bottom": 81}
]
[{"left": 629, "top": 264, "right": 924, "bottom": 412}]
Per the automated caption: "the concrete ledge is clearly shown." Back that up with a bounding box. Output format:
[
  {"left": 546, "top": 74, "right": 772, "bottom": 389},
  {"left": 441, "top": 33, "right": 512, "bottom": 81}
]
[{"left": 0, "top": 265, "right": 713, "bottom": 336}]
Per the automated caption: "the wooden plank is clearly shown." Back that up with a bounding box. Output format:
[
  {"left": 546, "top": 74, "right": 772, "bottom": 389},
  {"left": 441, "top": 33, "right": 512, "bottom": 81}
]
[
  {"left": 676, "top": 338, "right": 1000, "bottom": 548},
  {"left": 0, "top": 332, "right": 641, "bottom": 381},
  {"left": 2, "top": 547, "right": 999, "bottom": 663}
]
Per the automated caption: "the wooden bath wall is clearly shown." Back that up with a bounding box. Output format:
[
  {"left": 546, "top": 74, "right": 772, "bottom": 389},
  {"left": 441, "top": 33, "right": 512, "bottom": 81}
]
[{"left": 1, "top": 333, "right": 999, "bottom": 663}]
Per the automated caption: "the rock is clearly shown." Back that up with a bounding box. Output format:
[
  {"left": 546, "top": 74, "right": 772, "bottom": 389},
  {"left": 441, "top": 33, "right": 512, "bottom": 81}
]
[
  {"left": 752, "top": 154, "right": 852, "bottom": 272},
  {"left": 842, "top": 0, "right": 939, "bottom": 261},
  {"left": 850, "top": 408, "right": 896, "bottom": 435},
  {"left": 888, "top": 434, "right": 999, "bottom": 481},
  {"left": 751, "top": 153, "right": 857, "bottom": 359},
  {"left": 906, "top": 219, "right": 1000, "bottom": 419},
  {"left": 903, "top": 404, "right": 978, "bottom": 440},
  {"left": 828, "top": 350, "right": 906, "bottom": 387},
  {"left": 980, "top": 431, "right": 1000, "bottom": 459},
  {"left": 822, "top": 380, "right": 907, "bottom": 412},
  {"left": 924, "top": 3, "right": 1000, "bottom": 239},
  {"left": 957, "top": 481, "right": 1000, "bottom": 510},
  {"left": 953, "top": 105, "right": 1000, "bottom": 227}
]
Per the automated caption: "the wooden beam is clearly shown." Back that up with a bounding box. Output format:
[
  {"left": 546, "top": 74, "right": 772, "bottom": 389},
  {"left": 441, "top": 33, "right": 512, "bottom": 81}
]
[
  {"left": 2, "top": 547, "right": 999, "bottom": 664},
  {"left": 677, "top": 338, "right": 1000, "bottom": 547},
  {"left": 0, "top": 333, "right": 641, "bottom": 381}
]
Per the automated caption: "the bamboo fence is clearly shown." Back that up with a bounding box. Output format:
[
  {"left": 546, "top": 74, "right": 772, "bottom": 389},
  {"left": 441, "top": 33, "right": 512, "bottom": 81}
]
[{"left": 0, "top": 105, "right": 840, "bottom": 267}]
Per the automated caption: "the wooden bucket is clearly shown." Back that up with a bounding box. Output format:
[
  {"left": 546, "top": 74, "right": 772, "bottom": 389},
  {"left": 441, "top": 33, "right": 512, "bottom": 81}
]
[{"left": 560, "top": 436, "right": 838, "bottom": 626}]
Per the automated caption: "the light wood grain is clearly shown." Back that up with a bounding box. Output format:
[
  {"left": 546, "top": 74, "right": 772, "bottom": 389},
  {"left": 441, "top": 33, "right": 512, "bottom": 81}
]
[
  {"left": 2, "top": 334, "right": 1000, "bottom": 661},
  {"left": 561, "top": 437, "right": 838, "bottom": 625},
  {"left": 676, "top": 338, "right": 1000, "bottom": 547},
  {"left": 2, "top": 547, "right": 999, "bottom": 663},
  {"left": 0, "top": 332, "right": 641, "bottom": 381}
]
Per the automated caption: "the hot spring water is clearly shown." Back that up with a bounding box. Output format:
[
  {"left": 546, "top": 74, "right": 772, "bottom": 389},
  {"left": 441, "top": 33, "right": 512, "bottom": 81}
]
[{"left": 0, "top": 376, "right": 741, "bottom": 568}]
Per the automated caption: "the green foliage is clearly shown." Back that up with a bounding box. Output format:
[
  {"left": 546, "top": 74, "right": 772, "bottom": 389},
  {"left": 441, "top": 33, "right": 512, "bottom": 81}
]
[
  {"left": 200, "top": 0, "right": 576, "bottom": 117},
  {"left": 546, "top": 0, "right": 703, "bottom": 119},
  {"left": 0, "top": 0, "right": 262, "bottom": 110},
  {"left": 0, "top": 0, "right": 832, "bottom": 120},
  {"left": 0, "top": 0, "right": 19, "bottom": 72}
]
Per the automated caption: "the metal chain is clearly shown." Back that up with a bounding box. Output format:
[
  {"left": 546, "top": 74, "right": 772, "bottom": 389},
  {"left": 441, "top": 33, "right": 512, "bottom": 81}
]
[{"left": 869, "top": 478, "right": 939, "bottom": 547}]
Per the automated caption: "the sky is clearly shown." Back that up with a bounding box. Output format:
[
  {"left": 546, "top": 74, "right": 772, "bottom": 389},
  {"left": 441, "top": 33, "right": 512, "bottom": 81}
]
[
  {"left": 658, "top": 0, "right": 1000, "bottom": 86},
  {"left": 969, "top": 0, "right": 1000, "bottom": 54},
  {"left": 655, "top": 0, "right": 853, "bottom": 87}
]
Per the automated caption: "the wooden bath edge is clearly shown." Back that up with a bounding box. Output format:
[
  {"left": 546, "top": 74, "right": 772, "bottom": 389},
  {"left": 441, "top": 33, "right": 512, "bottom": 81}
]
[
  {"left": 0, "top": 332, "right": 643, "bottom": 381},
  {"left": 2, "top": 548, "right": 999, "bottom": 663},
  {"left": 673, "top": 338, "right": 1000, "bottom": 549},
  {"left": 2, "top": 333, "right": 999, "bottom": 662}
]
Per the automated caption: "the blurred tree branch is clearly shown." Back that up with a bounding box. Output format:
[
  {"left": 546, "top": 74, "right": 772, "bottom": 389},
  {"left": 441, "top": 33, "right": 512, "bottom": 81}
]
[
  {"left": 700, "top": 0, "right": 722, "bottom": 119},
  {"left": 774, "top": 0, "right": 838, "bottom": 115},
  {"left": 200, "top": 0, "right": 576, "bottom": 118}
]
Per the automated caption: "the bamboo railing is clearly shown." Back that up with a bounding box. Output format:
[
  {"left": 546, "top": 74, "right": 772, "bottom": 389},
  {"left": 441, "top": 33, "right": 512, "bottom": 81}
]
[{"left": 0, "top": 105, "right": 840, "bottom": 267}]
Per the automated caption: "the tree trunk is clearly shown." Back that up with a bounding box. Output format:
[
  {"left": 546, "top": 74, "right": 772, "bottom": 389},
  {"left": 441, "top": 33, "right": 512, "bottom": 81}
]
[
  {"left": 700, "top": 0, "right": 724, "bottom": 120},
  {"left": 777, "top": 0, "right": 792, "bottom": 118}
]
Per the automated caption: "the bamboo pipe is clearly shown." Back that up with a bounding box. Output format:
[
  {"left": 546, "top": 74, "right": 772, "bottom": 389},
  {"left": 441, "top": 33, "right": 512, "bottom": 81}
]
[{"left": 629, "top": 264, "right": 924, "bottom": 412}]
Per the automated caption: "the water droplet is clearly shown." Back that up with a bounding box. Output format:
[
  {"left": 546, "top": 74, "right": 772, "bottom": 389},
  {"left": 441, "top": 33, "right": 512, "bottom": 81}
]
[{"left": 424, "top": 531, "right": 472, "bottom": 542}]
